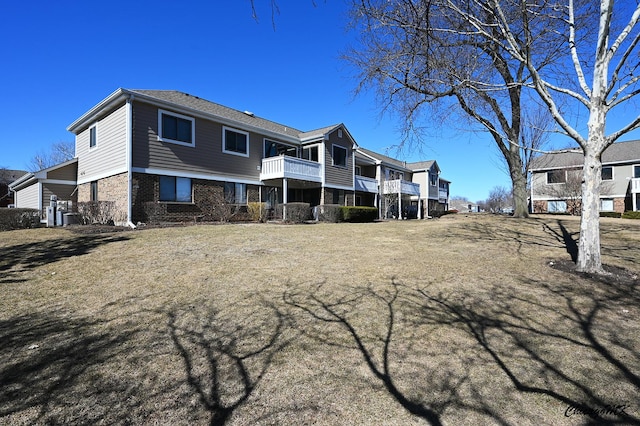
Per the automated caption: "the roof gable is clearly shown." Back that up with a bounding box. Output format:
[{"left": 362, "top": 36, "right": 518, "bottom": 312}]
[{"left": 529, "top": 140, "right": 640, "bottom": 171}]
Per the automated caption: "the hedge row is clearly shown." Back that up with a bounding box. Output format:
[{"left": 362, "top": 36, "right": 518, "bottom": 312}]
[
  {"left": 622, "top": 211, "right": 640, "bottom": 219},
  {"left": 0, "top": 208, "right": 41, "bottom": 231},
  {"left": 340, "top": 206, "right": 379, "bottom": 222}
]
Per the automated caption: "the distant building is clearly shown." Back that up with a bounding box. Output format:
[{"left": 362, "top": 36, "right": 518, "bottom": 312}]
[
  {"left": 1, "top": 169, "right": 28, "bottom": 207},
  {"left": 529, "top": 140, "right": 640, "bottom": 213}
]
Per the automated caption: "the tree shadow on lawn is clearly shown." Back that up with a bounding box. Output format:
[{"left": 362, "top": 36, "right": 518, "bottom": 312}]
[
  {"left": 164, "top": 300, "right": 292, "bottom": 425},
  {"left": 284, "top": 273, "right": 640, "bottom": 425},
  {"left": 283, "top": 279, "right": 511, "bottom": 426},
  {"left": 0, "top": 234, "right": 130, "bottom": 284},
  {"left": 413, "top": 271, "right": 640, "bottom": 425},
  {"left": 0, "top": 303, "right": 145, "bottom": 424}
]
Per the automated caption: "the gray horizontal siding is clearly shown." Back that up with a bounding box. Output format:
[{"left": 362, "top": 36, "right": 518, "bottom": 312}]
[
  {"left": 77, "top": 103, "right": 128, "bottom": 183},
  {"left": 324, "top": 129, "right": 353, "bottom": 188},
  {"left": 16, "top": 183, "right": 39, "bottom": 209},
  {"left": 133, "top": 101, "right": 274, "bottom": 181}
]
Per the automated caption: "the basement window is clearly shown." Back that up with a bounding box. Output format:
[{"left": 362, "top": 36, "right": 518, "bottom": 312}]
[{"left": 159, "top": 176, "right": 192, "bottom": 202}]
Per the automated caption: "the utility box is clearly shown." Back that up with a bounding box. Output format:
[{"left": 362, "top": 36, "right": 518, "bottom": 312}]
[{"left": 46, "top": 206, "right": 55, "bottom": 227}]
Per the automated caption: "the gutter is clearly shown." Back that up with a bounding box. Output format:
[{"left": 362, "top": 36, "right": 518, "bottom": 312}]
[{"left": 126, "top": 93, "right": 136, "bottom": 229}]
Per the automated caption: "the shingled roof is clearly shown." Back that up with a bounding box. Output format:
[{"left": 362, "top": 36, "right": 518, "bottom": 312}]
[
  {"left": 529, "top": 140, "right": 640, "bottom": 171},
  {"left": 130, "top": 90, "right": 305, "bottom": 140}
]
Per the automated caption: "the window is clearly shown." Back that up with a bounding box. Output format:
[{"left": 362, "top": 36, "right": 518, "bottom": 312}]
[
  {"left": 159, "top": 176, "right": 192, "bottom": 202},
  {"left": 224, "top": 182, "right": 247, "bottom": 204},
  {"left": 89, "top": 125, "right": 97, "bottom": 148},
  {"left": 600, "top": 198, "right": 614, "bottom": 211},
  {"left": 602, "top": 166, "right": 613, "bottom": 180},
  {"left": 548, "top": 200, "right": 567, "bottom": 213},
  {"left": 302, "top": 146, "right": 319, "bottom": 162},
  {"left": 223, "top": 127, "right": 249, "bottom": 157},
  {"left": 332, "top": 145, "right": 347, "bottom": 167},
  {"left": 264, "top": 140, "right": 297, "bottom": 158},
  {"left": 355, "top": 165, "right": 361, "bottom": 176},
  {"left": 158, "top": 110, "right": 195, "bottom": 146},
  {"left": 430, "top": 174, "right": 437, "bottom": 186},
  {"left": 547, "top": 170, "right": 566, "bottom": 184},
  {"left": 332, "top": 189, "right": 345, "bottom": 205},
  {"left": 337, "top": 129, "right": 343, "bottom": 138},
  {"left": 634, "top": 165, "right": 640, "bottom": 178},
  {"left": 90, "top": 181, "right": 98, "bottom": 201}
]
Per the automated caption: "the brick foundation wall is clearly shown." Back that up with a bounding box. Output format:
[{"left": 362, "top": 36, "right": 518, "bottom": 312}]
[
  {"left": 533, "top": 200, "right": 547, "bottom": 213},
  {"left": 614, "top": 197, "right": 625, "bottom": 213},
  {"left": 78, "top": 172, "right": 128, "bottom": 224},
  {"left": 132, "top": 173, "right": 261, "bottom": 223}
]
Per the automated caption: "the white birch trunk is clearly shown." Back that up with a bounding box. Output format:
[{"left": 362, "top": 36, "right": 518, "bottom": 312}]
[{"left": 577, "top": 148, "right": 603, "bottom": 273}]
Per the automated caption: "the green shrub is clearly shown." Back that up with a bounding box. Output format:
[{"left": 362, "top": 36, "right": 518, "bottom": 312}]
[
  {"left": 622, "top": 211, "right": 640, "bottom": 219},
  {"left": 600, "top": 211, "right": 622, "bottom": 218},
  {"left": 340, "top": 206, "right": 378, "bottom": 223},
  {"left": 315, "top": 204, "right": 342, "bottom": 223},
  {"left": 0, "top": 208, "right": 41, "bottom": 231}
]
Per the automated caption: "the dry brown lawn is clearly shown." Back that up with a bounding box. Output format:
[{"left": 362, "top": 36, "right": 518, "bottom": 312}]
[{"left": 1, "top": 214, "right": 639, "bottom": 425}]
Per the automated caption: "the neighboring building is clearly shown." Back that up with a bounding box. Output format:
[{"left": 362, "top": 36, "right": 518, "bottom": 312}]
[
  {"left": 10, "top": 88, "right": 452, "bottom": 224},
  {"left": 8, "top": 160, "right": 77, "bottom": 217},
  {"left": 354, "top": 149, "right": 450, "bottom": 219},
  {"left": 1, "top": 169, "right": 28, "bottom": 207},
  {"left": 529, "top": 140, "right": 640, "bottom": 214}
]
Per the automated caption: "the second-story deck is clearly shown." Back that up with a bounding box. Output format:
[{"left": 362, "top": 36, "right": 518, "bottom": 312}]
[
  {"left": 383, "top": 179, "right": 420, "bottom": 196},
  {"left": 355, "top": 175, "right": 378, "bottom": 193},
  {"left": 260, "top": 156, "right": 322, "bottom": 183}
]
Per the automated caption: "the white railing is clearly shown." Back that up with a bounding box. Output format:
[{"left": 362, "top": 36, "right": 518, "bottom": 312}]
[
  {"left": 632, "top": 178, "right": 640, "bottom": 193},
  {"left": 355, "top": 175, "right": 378, "bottom": 193},
  {"left": 260, "top": 156, "right": 322, "bottom": 182},
  {"left": 383, "top": 179, "right": 421, "bottom": 196}
]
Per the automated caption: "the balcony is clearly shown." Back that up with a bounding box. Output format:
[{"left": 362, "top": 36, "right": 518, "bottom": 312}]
[
  {"left": 260, "top": 156, "right": 322, "bottom": 182},
  {"left": 632, "top": 178, "right": 640, "bottom": 193},
  {"left": 383, "top": 179, "right": 420, "bottom": 196},
  {"left": 438, "top": 189, "right": 448, "bottom": 203},
  {"left": 355, "top": 175, "right": 378, "bottom": 193}
]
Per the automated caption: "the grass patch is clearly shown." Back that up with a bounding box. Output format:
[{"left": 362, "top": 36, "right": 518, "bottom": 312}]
[{"left": 1, "top": 215, "right": 639, "bottom": 424}]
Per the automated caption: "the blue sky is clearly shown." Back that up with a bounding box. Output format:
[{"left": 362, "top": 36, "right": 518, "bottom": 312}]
[{"left": 2, "top": 1, "right": 637, "bottom": 202}]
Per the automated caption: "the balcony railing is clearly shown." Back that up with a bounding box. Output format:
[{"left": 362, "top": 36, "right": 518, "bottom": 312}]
[
  {"left": 260, "top": 156, "right": 322, "bottom": 182},
  {"left": 632, "top": 178, "right": 640, "bottom": 193},
  {"left": 355, "top": 175, "right": 378, "bottom": 193},
  {"left": 383, "top": 179, "right": 420, "bottom": 196},
  {"left": 438, "top": 189, "right": 448, "bottom": 203}
]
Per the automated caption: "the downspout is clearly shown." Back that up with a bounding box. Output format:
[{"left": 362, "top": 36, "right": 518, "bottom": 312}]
[{"left": 126, "top": 94, "right": 136, "bottom": 228}]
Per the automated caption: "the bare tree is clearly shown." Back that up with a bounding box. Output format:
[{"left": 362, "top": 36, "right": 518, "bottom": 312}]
[
  {"left": 486, "top": 186, "right": 512, "bottom": 213},
  {"left": 348, "top": 1, "right": 640, "bottom": 273},
  {"left": 344, "top": 1, "right": 579, "bottom": 219},
  {"left": 29, "top": 141, "right": 75, "bottom": 172},
  {"left": 450, "top": 1, "right": 640, "bottom": 272}
]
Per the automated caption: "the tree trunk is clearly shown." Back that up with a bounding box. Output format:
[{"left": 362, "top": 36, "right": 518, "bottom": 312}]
[
  {"left": 511, "top": 170, "right": 529, "bottom": 218},
  {"left": 576, "top": 148, "right": 603, "bottom": 273}
]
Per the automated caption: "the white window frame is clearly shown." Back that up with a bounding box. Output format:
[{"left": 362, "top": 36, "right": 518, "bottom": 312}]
[
  {"left": 548, "top": 200, "right": 567, "bottom": 213},
  {"left": 332, "top": 144, "right": 348, "bottom": 168},
  {"left": 600, "top": 198, "right": 614, "bottom": 211},
  {"left": 634, "top": 165, "right": 640, "bottom": 178},
  {"left": 546, "top": 170, "right": 567, "bottom": 184},
  {"left": 158, "top": 109, "right": 195, "bottom": 147},
  {"left": 89, "top": 124, "right": 97, "bottom": 149},
  {"left": 601, "top": 166, "right": 614, "bottom": 181},
  {"left": 223, "top": 126, "right": 250, "bottom": 157}
]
